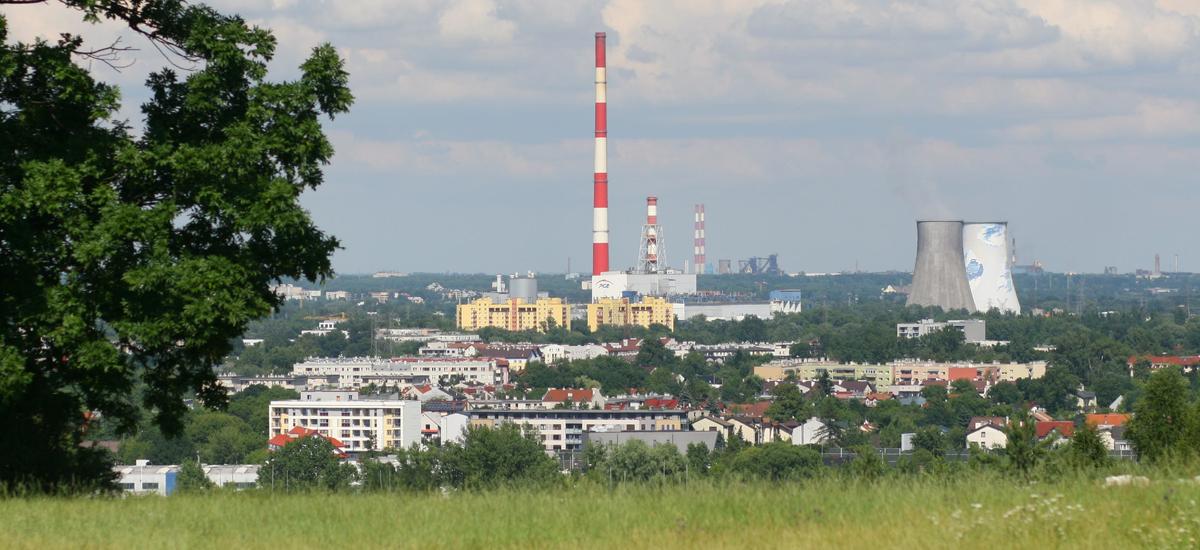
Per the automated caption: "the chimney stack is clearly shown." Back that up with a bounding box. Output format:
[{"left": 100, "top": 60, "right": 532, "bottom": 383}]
[
  {"left": 693, "top": 204, "right": 706, "bottom": 274},
  {"left": 592, "top": 32, "right": 609, "bottom": 275}
]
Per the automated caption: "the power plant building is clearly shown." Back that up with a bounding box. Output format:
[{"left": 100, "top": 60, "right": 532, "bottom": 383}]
[
  {"left": 587, "top": 296, "right": 675, "bottom": 332},
  {"left": 963, "top": 222, "right": 1020, "bottom": 314},
  {"left": 907, "top": 220, "right": 976, "bottom": 312},
  {"left": 456, "top": 297, "right": 571, "bottom": 333},
  {"left": 591, "top": 272, "right": 698, "bottom": 300}
]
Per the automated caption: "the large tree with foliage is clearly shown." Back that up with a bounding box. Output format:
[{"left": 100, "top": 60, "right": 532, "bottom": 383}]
[
  {"left": 1127, "top": 367, "right": 1196, "bottom": 462},
  {"left": 0, "top": 0, "right": 351, "bottom": 490}
]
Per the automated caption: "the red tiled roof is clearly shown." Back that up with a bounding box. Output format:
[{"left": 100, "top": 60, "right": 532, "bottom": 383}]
[
  {"left": 968, "top": 416, "right": 1007, "bottom": 430},
  {"left": 543, "top": 388, "right": 594, "bottom": 402},
  {"left": 273, "top": 426, "right": 346, "bottom": 451},
  {"left": 1085, "top": 413, "right": 1130, "bottom": 428},
  {"left": 1128, "top": 355, "right": 1200, "bottom": 367},
  {"left": 644, "top": 398, "right": 679, "bottom": 409},
  {"left": 948, "top": 367, "right": 980, "bottom": 381},
  {"left": 1036, "top": 421, "right": 1075, "bottom": 439},
  {"left": 729, "top": 401, "right": 771, "bottom": 418}
]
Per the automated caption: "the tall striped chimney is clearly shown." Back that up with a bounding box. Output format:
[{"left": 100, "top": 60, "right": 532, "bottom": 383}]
[
  {"left": 592, "top": 32, "right": 609, "bottom": 276},
  {"left": 693, "top": 204, "right": 706, "bottom": 274},
  {"left": 637, "top": 196, "right": 659, "bottom": 273}
]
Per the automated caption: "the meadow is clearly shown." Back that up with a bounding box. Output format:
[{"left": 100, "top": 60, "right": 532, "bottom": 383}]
[{"left": 4, "top": 473, "right": 1198, "bottom": 549}]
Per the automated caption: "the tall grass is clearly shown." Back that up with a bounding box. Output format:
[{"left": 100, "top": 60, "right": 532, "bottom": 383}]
[{"left": 3, "top": 472, "right": 1199, "bottom": 549}]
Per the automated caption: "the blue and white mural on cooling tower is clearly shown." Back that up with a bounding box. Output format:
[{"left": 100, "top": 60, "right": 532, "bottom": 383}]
[{"left": 963, "top": 222, "right": 1021, "bottom": 314}]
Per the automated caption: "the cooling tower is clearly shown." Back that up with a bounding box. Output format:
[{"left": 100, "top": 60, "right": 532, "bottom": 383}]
[
  {"left": 963, "top": 222, "right": 1020, "bottom": 314},
  {"left": 907, "top": 220, "right": 976, "bottom": 312}
]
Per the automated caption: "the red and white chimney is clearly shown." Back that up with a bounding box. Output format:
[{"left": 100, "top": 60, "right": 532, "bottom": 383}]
[
  {"left": 592, "top": 32, "right": 609, "bottom": 276},
  {"left": 693, "top": 204, "right": 706, "bottom": 274},
  {"left": 646, "top": 196, "right": 658, "bottom": 265}
]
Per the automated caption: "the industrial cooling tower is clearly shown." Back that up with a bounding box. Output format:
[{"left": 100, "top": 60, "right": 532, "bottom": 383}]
[
  {"left": 907, "top": 220, "right": 977, "bottom": 312},
  {"left": 963, "top": 222, "right": 1020, "bottom": 314}
]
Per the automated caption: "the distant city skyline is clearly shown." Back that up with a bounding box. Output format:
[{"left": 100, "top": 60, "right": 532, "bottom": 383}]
[{"left": 6, "top": 1, "right": 1199, "bottom": 275}]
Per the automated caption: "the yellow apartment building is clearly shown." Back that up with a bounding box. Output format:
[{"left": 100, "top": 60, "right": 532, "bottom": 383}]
[
  {"left": 586, "top": 296, "right": 675, "bottom": 332},
  {"left": 456, "top": 297, "right": 571, "bottom": 332}
]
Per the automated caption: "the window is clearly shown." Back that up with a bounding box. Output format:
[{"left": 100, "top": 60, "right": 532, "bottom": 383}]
[
  {"left": 119, "top": 483, "right": 135, "bottom": 490},
  {"left": 141, "top": 482, "right": 159, "bottom": 490}
]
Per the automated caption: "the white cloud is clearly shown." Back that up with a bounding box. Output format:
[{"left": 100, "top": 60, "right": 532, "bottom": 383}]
[
  {"left": 438, "top": 0, "right": 517, "bottom": 43},
  {"left": 1002, "top": 98, "right": 1200, "bottom": 141}
]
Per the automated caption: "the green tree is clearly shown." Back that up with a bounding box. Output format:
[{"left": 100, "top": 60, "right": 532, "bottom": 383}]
[
  {"left": 176, "top": 459, "right": 215, "bottom": 493},
  {"left": 765, "top": 383, "right": 807, "bottom": 422},
  {"left": 0, "top": 0, "right": 351, "bottom": 491},
  {"left": 1004, "top": 412, "right": 1043, "bottom": 476},
  {"left": 260, "top": 435, "right": 354, "bottom": 492},
  {"left": 440, "top": 425, "right": 558, "bottom": 489},
  {"left": 912, "top": 427, "right": 947, "bottom": 455},
  {"left": 726, "top": 443, "right": 821, "bottom": 480},
  {"left": 847, "top": 445, "right": 886, "bottom": 481},
  {"left": 685, "top": 443, "right": 710, "bottom": 476},
  {"left": 635, "top": 338, "right": 677, "bottom": 369},
  {"left": 647, "top": 367, "right": 681, "bottom": 395},
  {"left": 1127, "top": 367, "right": 1196, "bottom": 462},
  {"left": 1066, "top": 423, "right": 1110, "bottom": 469}
]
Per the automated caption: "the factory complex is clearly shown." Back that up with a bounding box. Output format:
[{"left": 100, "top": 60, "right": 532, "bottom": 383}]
[{"left": 452, "top": 33, "right": 802, "bottom": 334}]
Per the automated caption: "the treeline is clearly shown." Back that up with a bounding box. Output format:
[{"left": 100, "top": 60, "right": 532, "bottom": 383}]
[
  {"left": 107, "top": 386, "right": 300, "bottom": 465},
  {"left": 514, "top": 340, "right": 772, "bottom": 404},
  {"left": 223, "top": 298, "right": 452, "bottom": 376},
  {"left": 154, "top": 368, "right": 1200, "bottom": 497}
]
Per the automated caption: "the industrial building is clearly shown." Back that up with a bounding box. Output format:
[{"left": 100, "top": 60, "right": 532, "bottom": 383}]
[
  {"left": 456, "top": 296, "right": 571, "bottom": 333},
  {"left": 583, "top": 33, "right": 698, "bottom": 302},
  {"left": 908, "top": 220, "right": 977, "bottom": 312},
  {"left": 963, "top": 222, "right": 1021, "bottom": 314},
  {"left": 590, "top": 271, "right": 697, "bottom": 300},
  {"left": 896, "top": 319, "right": 986, "bottom": 343},
  {"left": 674, "top": 296, "right": 801, "bottom": 322},
  {"left": 587, "top": 296, "right": 675, "bottom": 331}
]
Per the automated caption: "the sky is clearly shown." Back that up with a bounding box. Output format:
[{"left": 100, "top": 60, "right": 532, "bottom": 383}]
[{"left": 5, "top": 0, "right": 1200, "bottom": 275}]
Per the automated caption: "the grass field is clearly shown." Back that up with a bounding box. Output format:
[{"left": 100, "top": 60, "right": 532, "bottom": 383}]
[{"left": 4, "top": 474, "right": 1199, "bottom": 549}]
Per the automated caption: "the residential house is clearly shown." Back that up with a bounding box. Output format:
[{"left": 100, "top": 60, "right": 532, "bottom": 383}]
[
  {"left": 1035, "top": 421, "right": 1075, "bottom": 445},
  {"left": 966, "top": 424, "right": 1008, "bottom": 450},
  {"left": 691, "top": 416, "right": 733, "bottom": 442},
  {"left": 401, "top": 385, "right": 454, "bottom": 403},
  {"left": 1076, "top": 390, "right": 1098, "bottom": 413},
  {"left": 967, "top": 416, "right": 1007, "bottom": 431},
  {"left": 1085, "top": 413, "right": 1130, "bottom": 429},
  {"left": 790, "top": 417, "right": 828, "bottom": 446},
  {"left": 1098, "top": 426, "right": 1133, "bottom": 452}
]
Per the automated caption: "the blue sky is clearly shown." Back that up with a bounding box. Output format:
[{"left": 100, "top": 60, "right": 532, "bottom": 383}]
[{"left": 6, "top": 0, "right": 1200, "bottom": 274}]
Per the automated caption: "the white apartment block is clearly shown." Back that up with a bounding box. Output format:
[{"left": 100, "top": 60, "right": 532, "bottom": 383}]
[
  {"left": 466, "top": 409, "right": 687, "bottom": 452},
  {"left": 897, "top": 319, "right": 986, "bottom": 343},
  {"left": 290, "top": 357, "right": 507, "bottom": 388},
  {"left": 269, "top": 398, "right": 422, "bottom": 452}
]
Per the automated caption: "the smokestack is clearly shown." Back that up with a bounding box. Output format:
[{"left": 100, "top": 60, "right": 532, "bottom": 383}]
[
  {"left": 963, "top": 222, "right": 1020, "bottom": 314},
  {"left": 592, "top": 32, "right": 609, "bottom": 276},
  {"left": 693, "top": 204, "right": 706, "bottom": 274},
  {"left": 908, "top": 220, "right": 976, "bottom": 312},
  {"left": 637, "top": 196, "right": 662, "bottom": 273}
]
